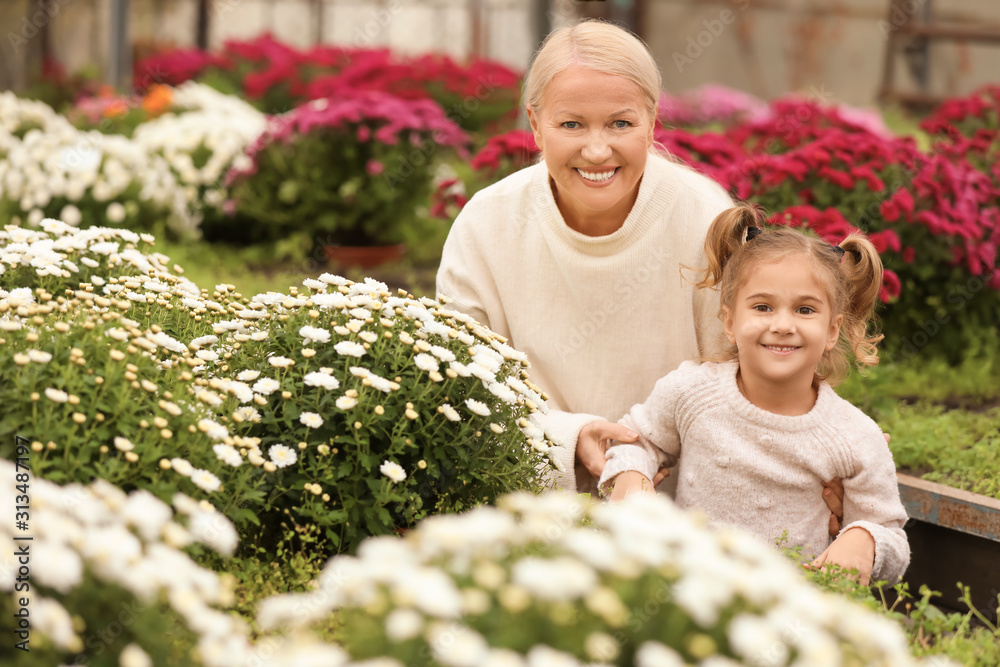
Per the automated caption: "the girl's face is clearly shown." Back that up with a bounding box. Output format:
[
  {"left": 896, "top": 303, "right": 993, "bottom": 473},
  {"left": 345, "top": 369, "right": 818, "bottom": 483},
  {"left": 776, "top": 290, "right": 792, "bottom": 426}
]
[
  {"left": 723, "top": 255, "right": 843, "bottom": 390},
  {"left": 526, "top": 66, "right": 654, "bottom": 235}
]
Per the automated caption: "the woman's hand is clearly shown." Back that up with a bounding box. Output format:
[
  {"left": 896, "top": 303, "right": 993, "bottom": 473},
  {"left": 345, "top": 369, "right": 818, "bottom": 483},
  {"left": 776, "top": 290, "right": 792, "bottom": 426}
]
[
  {"left": 608, "top": 471, "right": 656, "bottom": 502},
  {"left": 822, "top": 433, "right": 889, "bottom": 536},
  {"left": 806, "top": 526, "right": 876, "bottom": 585},
  {"left": 822, "top": 478, "right": 844, "bottom": 536},
  {"left": 577, "top": 421, "right": 639, "bottom": 481}
]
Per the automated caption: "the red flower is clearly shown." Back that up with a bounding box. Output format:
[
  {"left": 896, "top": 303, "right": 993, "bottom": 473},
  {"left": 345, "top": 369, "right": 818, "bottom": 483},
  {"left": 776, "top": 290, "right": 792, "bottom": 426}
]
[
  {"left": 868, "top": 230, "right": 902, "bottom": 254},
  {"left": 879, "top": 270, "right": 902, "bottom": 302},
  {"left": 880, "top": 188, "right": 914, "bottom": 222}
]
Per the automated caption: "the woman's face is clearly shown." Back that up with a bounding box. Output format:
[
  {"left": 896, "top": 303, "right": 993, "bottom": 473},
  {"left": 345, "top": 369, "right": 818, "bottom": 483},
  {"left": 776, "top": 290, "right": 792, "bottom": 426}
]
[{"left": 527, "top": 66, "right": 654, "bottom": 235}]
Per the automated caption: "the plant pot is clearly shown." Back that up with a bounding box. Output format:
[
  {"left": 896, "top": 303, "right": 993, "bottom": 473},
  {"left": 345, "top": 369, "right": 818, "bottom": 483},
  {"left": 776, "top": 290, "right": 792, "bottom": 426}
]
[
  {"left": 322, "top": 243, "right": 406, "bottom": 270},
  {"left": 895, "top": 473, "right": 1000, "bottom": 622}
]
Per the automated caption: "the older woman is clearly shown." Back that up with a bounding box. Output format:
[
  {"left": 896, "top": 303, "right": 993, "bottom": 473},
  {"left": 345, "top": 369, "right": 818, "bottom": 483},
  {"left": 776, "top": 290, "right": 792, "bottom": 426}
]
[{"left": 436, "top": 20, "right": 845, "bottom": 530}]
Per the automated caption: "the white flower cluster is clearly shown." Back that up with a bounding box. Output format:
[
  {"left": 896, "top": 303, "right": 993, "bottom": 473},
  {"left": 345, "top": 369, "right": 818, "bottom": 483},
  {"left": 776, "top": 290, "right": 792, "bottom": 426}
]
[
  {"left": 0, "top": 86, "right": 266, "bottom": 235},
  {"left": 0, "top": 220, "right": 196, "bottom": 289},
  {"left": 0, "top": 459, "right": 248, "bottom": 664},
  {"left": 133, "top": 83, "right": 266, "bottom": 218},
  {"left": 0, "top": 94, "right": 193, "bottom": 233},
  {"left": 257, "top": 491, "right": 942, "bottom": 667}
]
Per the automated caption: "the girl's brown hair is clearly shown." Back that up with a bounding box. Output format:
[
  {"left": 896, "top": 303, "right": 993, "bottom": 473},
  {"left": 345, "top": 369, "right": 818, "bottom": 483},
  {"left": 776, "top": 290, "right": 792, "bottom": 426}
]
[{"left": 696, "top": 203, "right": 884, "bottom": 385}]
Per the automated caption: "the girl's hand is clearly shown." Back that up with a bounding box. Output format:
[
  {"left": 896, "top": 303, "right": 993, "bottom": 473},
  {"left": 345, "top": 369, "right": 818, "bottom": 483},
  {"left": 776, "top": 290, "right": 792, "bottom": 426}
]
[
  {"left": 608, "top": 471, "right": 656, "bottom": 502},
  {"left": 806, "top": 527, "right": 876, "bottom": 585},
  {"left": 577, "top": 421, "right": 639, "bottom": 480}
]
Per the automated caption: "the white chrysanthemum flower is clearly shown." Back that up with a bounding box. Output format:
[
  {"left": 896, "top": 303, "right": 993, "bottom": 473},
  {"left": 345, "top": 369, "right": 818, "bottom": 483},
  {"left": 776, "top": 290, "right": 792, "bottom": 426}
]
[
  {"left": 27, "top": 349, "right": 52, "bottom": 363},
  {"left": 148, "top": 331, "right": 187, "bottom": 353},
  {"left": 335, "top": 395, "right": 358, "bottom": 410},
  {"left": 268, "top": 444, "right": 298, "bottom": 469},
  {"left": 237, "top": 369, "right": 261, "bottom": 382},
  {"left": 106, "top": 202, "right": 127, "bottom": 223},
  {"left": 171, "top": 458, "right": 195, "bottom": 476},
  {"left": 299, "top": 412, "right": 323, "bottom": 429},
  {"left": 44, "top": 387, "right": 69, "bottom": 403},
  {"left": 512, "top": 556, "right": 597, "bottom": 601},
  {"left": 32, "top": 542, "right": 83, "bottom": 594},
  {"left": 304, "top": 371, "right": 340, "bottom": 390},
  {"left": 196, "top": 389, "right": 224, "bottom": 407},
  {"left": 318, "top": 272, "right": 349, "bottom": 285},
  {"left": 302, "top": 278, "right": 326, "bottom": 291},
  {"left": 250, "top": 330, "right": 269, "bottom": 341},
  {"left": 59, "top": 204, "right": 82, "bottom": 226},
  {"left": 466, "top": 362, "right": 496, "bottom": 384},
  {"left": 334, "top": 340, "right": 366, "bottom": 357},
  {"left": 114, "top": 436, "right": 134, "bottom": 452},
  {"left": 415, "top": 353, "right": 439, "bottom": 373},
  {"left": 232, "top": 407, "right": 260, "bottom": 423},
  {"left": 525, "top": 645, "right": 581, "bottom": 667},
  {"left": 440, "top": 403, "right": 461, "bottom": 422},
  {"left": 196, "top": 349, "right": 219, "bottom": 362},
  {"left": 268, "top": 355, "right": 294, "bottom": 368},
  {"left": 358, "top": 330, "right": 378, "bottom": 344},
  {"left": 252, "top": 378, "right": 280, "bottom": 395},
  {"left": 447, "top": 361, "right": 472, "bottom": 377},
  {"left": 366, "top": 373, "right": 396, "bottom": 393},
  {"left": 119, "top": 642, "right": 152, "bottom": 667},
  {"left": 634, "top": 641, "right": 685, "bottom": 667},
  {"left": 428, "top": 345, "right": 456, "bottom": 363},
  {"left": 488, "top": 382, "right": 519, "bottom": 405},
  {"left": 379, "top": 460, "right": 407, "bottom": 483},
  {"left": 385, "top": 608, "right": 423, "bottom": 642},
  {"left": 465, "top": 398, "right": 491, "bottom": 417},
  {"left": 427, "top": 621, "right": 490, "bottom": 667},
  {"left": 189, "top": 334, "right": 219, "bottom": 350},
  {"left": 190, "top": 469, "right": 222, "bottom": 493},
  {"left": 299, "top": 325, "right": 331, "bottom": 343},
  {"left": 188, "top": 508, "right": 239, "bottom": 556},
  {"left": 198, "top": 418, "right": 228, "bottom": 440},
  {"left": 213, "top": 444, "right": 243, "bottom": 467}
]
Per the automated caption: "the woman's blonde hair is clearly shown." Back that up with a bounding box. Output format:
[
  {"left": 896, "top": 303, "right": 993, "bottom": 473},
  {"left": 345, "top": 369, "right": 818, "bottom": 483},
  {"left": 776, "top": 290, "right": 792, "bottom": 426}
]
[
  {"left": 696, "top": 203, "right": 885, "bottom": 386},
  {"left": 523, "top": 20, "right": 661, "bottom": 123}
]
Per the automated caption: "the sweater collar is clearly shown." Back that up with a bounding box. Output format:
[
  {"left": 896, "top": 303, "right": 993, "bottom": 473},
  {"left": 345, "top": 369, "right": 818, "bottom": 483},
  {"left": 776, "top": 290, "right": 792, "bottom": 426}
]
[
  {"left": 532, "top": 153, "right": 679, "bottom": 256},
  {"left": 720, "top": 361, "right": 836, "bottom": 431}
]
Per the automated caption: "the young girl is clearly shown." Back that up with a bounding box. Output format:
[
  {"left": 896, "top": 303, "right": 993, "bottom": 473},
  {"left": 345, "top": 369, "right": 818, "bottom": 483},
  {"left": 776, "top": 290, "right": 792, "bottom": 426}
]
[{"left": 601, "top": 204, "right": 909, "bottom": 585}]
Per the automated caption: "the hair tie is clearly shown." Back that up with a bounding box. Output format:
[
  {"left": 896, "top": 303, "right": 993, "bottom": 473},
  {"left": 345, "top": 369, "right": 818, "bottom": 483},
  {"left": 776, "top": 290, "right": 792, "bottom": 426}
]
[
  {"left": 831, "top": 244, "right": 862, "bottom": 263},
  {"left": 745, "top": 226, "right": 762, "bottom": 243}
]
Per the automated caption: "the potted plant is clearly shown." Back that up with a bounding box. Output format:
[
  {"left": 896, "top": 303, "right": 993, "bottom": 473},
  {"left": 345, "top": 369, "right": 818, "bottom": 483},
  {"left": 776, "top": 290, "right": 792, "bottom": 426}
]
[{"left": 224, "top": 89, "right": 468, "bottom": 265}]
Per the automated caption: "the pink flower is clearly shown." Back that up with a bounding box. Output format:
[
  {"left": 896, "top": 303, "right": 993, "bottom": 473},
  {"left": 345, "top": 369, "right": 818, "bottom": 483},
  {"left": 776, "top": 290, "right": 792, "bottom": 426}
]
[{"left": 366, "top": 159, "right": 384, "bottom": 176}]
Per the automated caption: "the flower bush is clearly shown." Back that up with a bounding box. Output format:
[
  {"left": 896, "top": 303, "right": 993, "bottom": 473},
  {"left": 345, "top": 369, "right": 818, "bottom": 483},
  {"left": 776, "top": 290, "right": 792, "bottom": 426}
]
[
  {"left": 133, "top": 82, "right": 267, "bottom": 232},
  {"left": 223, "top": 90, "right": 468, "bottom": 258},
  {"left": 0, "top": 94, "right": 194, "bottom": 237},
  {"left": 256, "top": 490, "right": 946, "bottom": 666},
  {"left": 0, "top": 458, "right": 244, "bottom": 666},
  {"left": 135, "top": 35, "right": 522, "bottom": 132},
  {"left": 0, "top": 220, "right": 556, "bottom": 557}
]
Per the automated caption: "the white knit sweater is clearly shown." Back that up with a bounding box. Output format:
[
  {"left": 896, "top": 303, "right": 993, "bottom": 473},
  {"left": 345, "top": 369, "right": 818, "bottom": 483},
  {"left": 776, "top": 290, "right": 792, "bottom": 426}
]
[
  {"left": 436, "top": 154, "right": 733, "bottom": 492},
  {"left": 600, "top": 360, "right": 910, "bottom": 582}
]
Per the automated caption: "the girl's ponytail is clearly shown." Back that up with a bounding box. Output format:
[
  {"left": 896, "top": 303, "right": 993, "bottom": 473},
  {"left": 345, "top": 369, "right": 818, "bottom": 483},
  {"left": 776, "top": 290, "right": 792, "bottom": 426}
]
[
  {"left": 696, "top": 203, "right": 762, "bottom": 290},
  {"left": 836, "top": 234, "right": 885, "bottom": 368}
]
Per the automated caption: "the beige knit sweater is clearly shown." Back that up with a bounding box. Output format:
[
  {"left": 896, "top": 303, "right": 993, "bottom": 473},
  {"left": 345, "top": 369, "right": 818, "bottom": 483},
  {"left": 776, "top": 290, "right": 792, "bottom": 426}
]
[
  {"left": 436, "top": 154, "right": 733, "bottom": 492},
  {"left": 599, "top": 360, "right": 911, "bottom": 582}
]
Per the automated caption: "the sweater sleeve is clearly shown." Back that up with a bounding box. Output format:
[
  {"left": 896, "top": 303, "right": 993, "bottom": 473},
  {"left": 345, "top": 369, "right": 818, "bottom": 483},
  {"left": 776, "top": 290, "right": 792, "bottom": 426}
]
[
  {"left": 598, "top": 368, "right": 686, "bottom": 492},
  {"left": 533, "top": 409, "right": 605, "bottom": 494},
  {"left": 838, "top": 426, "right": 911, "bottom": 583}
]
